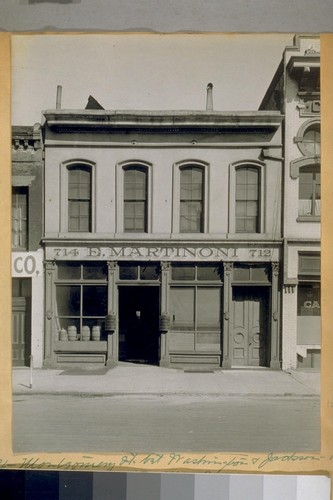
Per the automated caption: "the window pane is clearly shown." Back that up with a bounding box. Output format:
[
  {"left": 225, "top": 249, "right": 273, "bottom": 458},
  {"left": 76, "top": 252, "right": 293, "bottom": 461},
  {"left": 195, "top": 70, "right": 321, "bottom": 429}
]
[
  {"left": 119, "top": 264, "right": 138, "bottom": 280},
  {"left": 69, "top": 201, "right": 90, "bottom": 231},
  {"left": 124, "top": 168, "right": 147, "bottom": 200},
  {"left": 197, "top": 287, "right": 221, "bottom": 329},
  {"left": 235, "top": 168, "right": 259, "bottom": 233},
  {"left": 197, "top": 264, "right": 221, "bottom": 280},
  {"left": 170, "top": 287, "right": 195, "bottom": 329},
  {"left": 58, "top": 262, "right": 81, "bottom": 279},
  {"left": 124, "top": 201, "right": 146, "bottom": 232},
  {"left": 69, "top": 168, "right": 91, "bottom": 200},
  {"left": 12, "top": 188, "right": 28, "bottom": 249},
  {"left": 297, "top": 284, "right": 320, "bottom": 317},
  {"left": 180, "top": 167, "right": 203, "bottom": 200},
  {"left": 171, "top": 264, "right": 195, "bottom": 280},
  {"left": 82, "top": 286, "right": 107, "bottom": 316},
  {"left": 180, "top": 201, "right": 202, "bottom": 232},
  {"left": 251, "top": 266, "right": 270, "bottom": 282},
  {"left": 83, "top": 263, "right": 107, "bottom": 280},
  {"left": 140, "top": 264, "right": 160, "bottom": 280},
  {"left": 56, "top": 286, "right": 80, "bottom": 316},
  {"left": 233, "top": 266, "right": 251, "bottom": 281},
  {"left": 303, "top": 126, "right": 321, "bottom": 156}
]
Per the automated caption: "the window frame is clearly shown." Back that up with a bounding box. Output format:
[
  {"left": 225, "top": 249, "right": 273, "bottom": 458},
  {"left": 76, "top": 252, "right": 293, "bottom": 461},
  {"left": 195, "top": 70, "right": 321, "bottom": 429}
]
[
  {"left": 54, "top": 262, "right": 108, "bottom": 340},
  {"left": 298, "top": 165, "right": 321, "bottom": 220},
  {"left": 60, "top": 160, "right": 95, "bottom": 234},
  {"left": 116, "top": 160, "right": 153, "bottom": 234},
  {"left": 229, "top": 160, "right": 265, "bottom": 234},
  {"left": 172, "top": 160, "right": 209, "bottom": 234},
  {"left": 12, "top": 186, "right": 28, "bottom": 250}
]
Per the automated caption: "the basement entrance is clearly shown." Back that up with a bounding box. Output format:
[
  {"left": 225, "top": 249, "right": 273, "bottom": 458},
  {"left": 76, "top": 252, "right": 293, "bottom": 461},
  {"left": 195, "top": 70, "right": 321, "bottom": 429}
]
[{"left": 119, "top": 286, "right": 160, "bottom": 365}]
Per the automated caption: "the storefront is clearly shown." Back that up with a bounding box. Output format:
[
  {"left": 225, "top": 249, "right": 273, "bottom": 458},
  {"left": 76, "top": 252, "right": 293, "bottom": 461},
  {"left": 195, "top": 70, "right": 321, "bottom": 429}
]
[
  {"left": 12, "top": 250, "right": 44, "bottom": 368},
  {"left": 43, "top": 242, "right": 281, "bottom": 369}
]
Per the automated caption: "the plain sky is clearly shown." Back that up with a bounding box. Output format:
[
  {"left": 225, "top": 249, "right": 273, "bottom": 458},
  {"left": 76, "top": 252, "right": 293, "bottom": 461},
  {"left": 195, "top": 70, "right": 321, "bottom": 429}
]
[{"left": 12, "top": 33, "right": 293, "bottom": 125}]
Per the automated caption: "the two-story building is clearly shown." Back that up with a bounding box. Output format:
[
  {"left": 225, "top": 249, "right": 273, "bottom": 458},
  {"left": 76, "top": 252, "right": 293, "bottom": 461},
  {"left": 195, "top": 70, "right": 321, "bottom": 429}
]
[{"left": 42, "top": 97, "right": 283, "bottom": 369}]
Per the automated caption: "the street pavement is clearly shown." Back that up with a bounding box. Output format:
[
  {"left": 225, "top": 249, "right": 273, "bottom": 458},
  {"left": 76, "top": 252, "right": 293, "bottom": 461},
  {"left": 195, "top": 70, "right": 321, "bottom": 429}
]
[{"left": 12, "top": 362, "right": 320, "bottom": 397}]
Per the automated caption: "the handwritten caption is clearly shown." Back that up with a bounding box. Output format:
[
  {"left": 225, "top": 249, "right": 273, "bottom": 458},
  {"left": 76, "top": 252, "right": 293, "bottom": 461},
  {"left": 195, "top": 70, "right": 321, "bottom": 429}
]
[{"left": 0, "top": 452, "right": 326, "bottom": 472}]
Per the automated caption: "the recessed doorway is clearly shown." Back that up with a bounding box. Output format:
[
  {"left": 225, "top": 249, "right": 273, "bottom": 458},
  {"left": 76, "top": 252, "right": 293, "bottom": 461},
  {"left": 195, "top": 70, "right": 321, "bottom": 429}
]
[{"left": 118, "top": 286, "right": 160, "bottom": 365}]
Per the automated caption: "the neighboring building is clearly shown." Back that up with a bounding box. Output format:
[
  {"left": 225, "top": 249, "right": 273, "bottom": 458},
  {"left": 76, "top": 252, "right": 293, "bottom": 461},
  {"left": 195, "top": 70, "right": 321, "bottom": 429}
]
[
  {"left": 11, "top": 125, "right": 44, "bottom": 368},
  {"left": 260, "top": 34, "right": 321, "bottom": 370}
]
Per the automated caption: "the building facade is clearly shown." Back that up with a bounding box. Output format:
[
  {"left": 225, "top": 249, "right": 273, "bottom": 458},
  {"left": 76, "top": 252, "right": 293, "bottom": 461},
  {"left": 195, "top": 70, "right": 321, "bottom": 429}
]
[
  {"left": 11, "top": 125, "right": 44, "bottom": 368},
  {"left": 12, "top": 35, "right": 320, "bottom": 371},
  {"left": 260, "top": 34, "right": 321, "bottom": 370}
]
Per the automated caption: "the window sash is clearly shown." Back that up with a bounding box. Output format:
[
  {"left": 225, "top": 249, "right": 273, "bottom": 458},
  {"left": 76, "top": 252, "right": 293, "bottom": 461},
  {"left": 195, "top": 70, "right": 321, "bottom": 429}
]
[
  {"left": 235, "top": 168, "right": 260, "bottom": 233},
  {"left": 123, "top": 168, "right": 148, "bottom": 232},
  {"left": 299, "top": 171, "right": 321, "bottom": 216},
  {"left": 12, "top": 189, "right": 28, "bottom": 249},
  {"left": 179, "top": 167, "right": 204, "bottom": 233},
  {"left": 68, "top": 167, "right": 92, "bottom": 232}
]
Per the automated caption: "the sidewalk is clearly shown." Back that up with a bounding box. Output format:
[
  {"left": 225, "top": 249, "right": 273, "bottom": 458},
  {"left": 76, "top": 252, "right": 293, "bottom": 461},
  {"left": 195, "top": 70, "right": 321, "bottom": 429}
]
[{"left": 12, "top": 363, "right": 320, "bottom": 397}]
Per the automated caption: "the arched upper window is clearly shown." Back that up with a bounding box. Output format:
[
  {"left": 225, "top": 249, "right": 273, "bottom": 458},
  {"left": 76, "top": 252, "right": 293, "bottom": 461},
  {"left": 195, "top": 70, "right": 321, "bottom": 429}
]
[
  {"left": 235, "top": 167, "right": 260, "bottom": 233},
  {"left": 123, "top": 166, "right": 148, "bottom": 232},
  {"left": 296, "top": 121, "right": 320, "bottom": 157},
  {"left": 68, "top": 165, "right": 92, "bottom": 232},
  {"left": 180, "top": 166, "right": 204, "bottom": 233}
]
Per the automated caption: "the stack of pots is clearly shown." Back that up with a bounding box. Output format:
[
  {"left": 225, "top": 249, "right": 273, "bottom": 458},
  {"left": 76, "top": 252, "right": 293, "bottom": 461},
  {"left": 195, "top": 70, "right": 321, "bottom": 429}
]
[
  {"left": 68, "top": 325, "right": 77, "bottom": 341},
  {"left": 92, "top": 325, "right": 101, "bottom": 341},
  {"left": 82, "top": 326, "right": 91, "bottom": 341}
]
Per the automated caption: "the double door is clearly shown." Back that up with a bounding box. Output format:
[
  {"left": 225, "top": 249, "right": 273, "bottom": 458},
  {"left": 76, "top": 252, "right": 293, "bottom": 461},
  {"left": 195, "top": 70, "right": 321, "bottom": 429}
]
[{"left": 232, "top": 287, "right": 269, "bottom": 367}]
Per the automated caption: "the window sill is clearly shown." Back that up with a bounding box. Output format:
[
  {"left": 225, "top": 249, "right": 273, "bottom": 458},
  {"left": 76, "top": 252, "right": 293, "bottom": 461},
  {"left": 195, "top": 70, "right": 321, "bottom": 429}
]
[
  {"left": 54, "top": 341, "right": 107, "bottom": 352},
  {"left": 297, "top": 216, "right": 320, "bottom": 222}
]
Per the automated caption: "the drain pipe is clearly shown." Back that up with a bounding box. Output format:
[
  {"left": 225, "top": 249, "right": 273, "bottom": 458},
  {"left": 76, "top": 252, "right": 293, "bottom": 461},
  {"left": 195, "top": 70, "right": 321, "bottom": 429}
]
[{"left": 56, "top": 85, "right": 62, "bottom": 109}]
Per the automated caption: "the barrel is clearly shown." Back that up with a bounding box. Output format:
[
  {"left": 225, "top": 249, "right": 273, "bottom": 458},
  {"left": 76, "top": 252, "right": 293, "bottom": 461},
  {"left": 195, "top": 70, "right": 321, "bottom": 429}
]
[
  {"left": 105, "top": 314, "right": 116, "bottom": 332},
  {"left": 59, "top": 328, "right": 68, "bottom": 341},
  {"left": 92, "top": 325, "right": 101, "bottom": 341},
  {"left": 159, "top": 314, "right": 170, "bottom": 331},
  {"left": 68, "top": 325, "right": 77, "bottom": 341},
  {"left": 82, "top": 326, "right": 90, "bottom": 341}
]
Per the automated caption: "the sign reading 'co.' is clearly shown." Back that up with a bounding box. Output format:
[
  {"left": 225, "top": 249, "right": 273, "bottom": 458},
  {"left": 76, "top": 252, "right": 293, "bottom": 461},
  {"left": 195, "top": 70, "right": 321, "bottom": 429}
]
[{"left": 12, "top": 252, "right": 43, "bottom": 277}]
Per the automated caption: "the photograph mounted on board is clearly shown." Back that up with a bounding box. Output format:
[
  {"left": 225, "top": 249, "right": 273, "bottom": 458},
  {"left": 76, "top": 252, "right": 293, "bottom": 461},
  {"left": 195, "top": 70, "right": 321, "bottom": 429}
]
[{"left": 11, "top": 33, "right": 321, "bottom": 454}]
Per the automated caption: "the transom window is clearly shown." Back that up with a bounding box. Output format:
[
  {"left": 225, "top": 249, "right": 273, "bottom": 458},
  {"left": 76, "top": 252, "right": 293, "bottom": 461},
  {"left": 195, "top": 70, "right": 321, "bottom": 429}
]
[
  {"left": 235, "top": 167, "right": 260, "bottom": 233},
  {"left": 68, "top": 166, "right": 91, "bottom": 232},
  {"left": 180, "top": 167, "right": 204, "bottom": 233},
  {"left": 124, "top": 166, "right": 148, "bottom": 232},
  {"left": 118, "top": 262, "right": 160, "bottom": 281},
  {"left": 12, "top": 187, "right": 28, "bottom": 249},
  {"left": 298, "top": 166, "right": 320, "bottom": 217}
]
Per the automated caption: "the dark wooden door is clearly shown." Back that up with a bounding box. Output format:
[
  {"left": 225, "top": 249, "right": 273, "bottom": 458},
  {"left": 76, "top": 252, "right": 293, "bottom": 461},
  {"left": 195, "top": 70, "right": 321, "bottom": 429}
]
[
  {"left": 12, "top": 297, "right": 31, "bottom": 367},
  {"left": 232, "top": 288, "right": 268, "bottom": 367}
]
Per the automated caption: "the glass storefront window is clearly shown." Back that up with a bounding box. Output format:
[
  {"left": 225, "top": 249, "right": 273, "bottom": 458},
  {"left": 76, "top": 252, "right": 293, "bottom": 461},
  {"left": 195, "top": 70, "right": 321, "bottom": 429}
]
[
  {"left": 55, "top": 262, "right": 108, "bottom": 340},
  {"left": 297, "top": 283, "right": 321, "bottom": 316}
]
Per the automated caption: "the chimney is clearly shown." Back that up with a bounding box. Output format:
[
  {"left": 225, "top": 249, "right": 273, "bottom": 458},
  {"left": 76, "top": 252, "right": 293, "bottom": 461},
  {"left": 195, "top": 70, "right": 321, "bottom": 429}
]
[
  {"left": 56, "top": 85, "right": 62, "bottom": 110},
  {"left": 206, "top": 83, "right": 213, "bottom": 111}
]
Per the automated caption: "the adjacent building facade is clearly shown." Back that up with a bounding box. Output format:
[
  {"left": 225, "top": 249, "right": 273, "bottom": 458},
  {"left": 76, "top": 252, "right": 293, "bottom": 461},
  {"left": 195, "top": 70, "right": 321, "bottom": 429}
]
[
  {"left": 11, "top": 125, "right": 44, "bottom": 368},
  {"left": 11, "top": 34, "right": 321, "bottom": 371},
  {"left": 260, "top": 34, "right": 321, "bottom": 370}
]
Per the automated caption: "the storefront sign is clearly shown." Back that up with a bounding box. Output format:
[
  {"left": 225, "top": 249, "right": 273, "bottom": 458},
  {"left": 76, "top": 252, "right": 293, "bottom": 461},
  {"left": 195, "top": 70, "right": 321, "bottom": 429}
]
[
  {"left": 46, "top": 245, "right": 280, "bottom": 262},
  {"left": 12, "top": 251, "right": 43, "bottom": 277}
]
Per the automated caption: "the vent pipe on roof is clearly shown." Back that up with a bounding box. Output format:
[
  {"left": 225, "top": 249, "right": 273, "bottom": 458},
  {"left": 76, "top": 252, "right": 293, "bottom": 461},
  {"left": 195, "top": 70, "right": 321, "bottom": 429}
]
[
  {"left": 206, "top": 83, "right": 213, "bottom": 111},
  {"left": 56, "top": 85, "right": 62, "bottom": 110}
]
